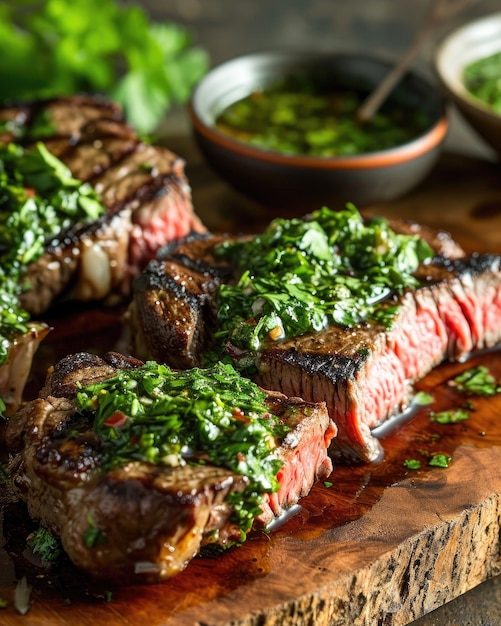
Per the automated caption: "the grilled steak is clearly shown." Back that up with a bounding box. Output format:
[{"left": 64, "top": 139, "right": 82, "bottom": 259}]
[
  {"left": 0, "top": 95, "right": 206, "bottom": 414},
  {"left": 0, "top": 95, "right": 205, "bottom": 315},
  {"left": 5, "top": 351, "right": 335, "bottom": 582},
  {"left": 127, "top": 220, "right": 501, "bottom": 463}
]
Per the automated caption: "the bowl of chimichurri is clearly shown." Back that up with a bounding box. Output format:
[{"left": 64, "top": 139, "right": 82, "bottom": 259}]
[
  {"left": 189, "top": 51, "right": 449, "bottom": 213},
  {"left": 434, "top": 12, "right": 501, "bottom": 157}
]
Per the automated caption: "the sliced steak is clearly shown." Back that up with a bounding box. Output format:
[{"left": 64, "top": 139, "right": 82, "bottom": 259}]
[
  {"left": 1, "top": 95, "right": 205, "bottom": 316},
  {"left": 0, "top": 95, "right": 205, "bottom": 414},
  {"left": 6, "top": 351, "right": 334, "bottom": 582},
  {"left": 127, "top": 224, "right": 501, "bottom": 463}
]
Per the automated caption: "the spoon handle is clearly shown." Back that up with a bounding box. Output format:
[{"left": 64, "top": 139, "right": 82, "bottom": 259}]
[{"left": 356, "top": 0, "right": 475, "bottom": 123}]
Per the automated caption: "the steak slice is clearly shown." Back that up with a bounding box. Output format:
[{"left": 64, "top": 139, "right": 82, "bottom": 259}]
[
  {"left": 1, "top": 95, "right": 205, "bottom": 316},
  {"left": 127, "top": 224, "right": 501, "bottom": 463},
  {"left": 5, "top": 351, "right": 334, "bottom": 582}
]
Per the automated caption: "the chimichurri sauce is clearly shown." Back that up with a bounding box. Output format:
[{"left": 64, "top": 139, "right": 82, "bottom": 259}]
[
  {"left": 210, "top": 205, "right": 433, "bottom": 374},
  {"left": 215, "top": 82, "right": 430, "bottom": 157},
  {"left": 75, "top": 360, "right": 288, "bottom": 539},
  {"left": 0, "top": 142, "right": 105, "bottom": 374},
  {"left": 464, "top": 51, "right": 501, "bottom": 114}
]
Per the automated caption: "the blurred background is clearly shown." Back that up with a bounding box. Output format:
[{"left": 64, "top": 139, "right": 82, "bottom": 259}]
[{"left": 142, "top": 0, "right": 501, "bottom": 160}]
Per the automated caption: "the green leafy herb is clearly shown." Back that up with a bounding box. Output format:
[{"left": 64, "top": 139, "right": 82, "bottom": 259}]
[
  {"left": 323, "top": 481, "right": 333, "bottom": 488},
  {"left": 0, "top": 142, "right": 105, "bottom": 367},
  {"left": 211, "top": 204, "right": 433, "bottom": 372},
  {"left": 0, "top": 0, "right": 209, "bottom": 134},
  {"left": 403, "top": 459, "right": 421, "bottom": 470},
  {"left": 27, "top": 526, "right": 63, "bottom": 562},
  {"left": 452, "top": 366, "right": 501, "bottom": 396},
  {"left": 75, "top": 361, "right": 288, "bottom": 538},
  {"left": 83, "top": 514, "right": 106, "bottom": 549},
  {"left": 430, "top": 409, "right": 470, "bottom": 424},
  {"left": 0, "top": 598, "right": 7, "bottom": 609},
  {"left": 414, "top": 391, "right": 434, "bottom": 406},
  {"left": 428, "top": 454, "right": 452, "bottom": 468},
  {"left": 464, "top": 52, "right": 501, "bottom": 115}
]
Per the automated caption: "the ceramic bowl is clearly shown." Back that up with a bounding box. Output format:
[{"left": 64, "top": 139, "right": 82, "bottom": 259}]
[
  {"left": 434, "top": 12, "right": 501, "bottom": 157},
  {"left": 189, "top": 51, "right": 449, "bottom": 214}
]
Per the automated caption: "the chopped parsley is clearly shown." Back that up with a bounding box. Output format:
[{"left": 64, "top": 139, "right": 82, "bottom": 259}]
[
  {"left": 403, "top": 459, "right": 421, "bottom": 470},
  {"left": 27, "top": 526, "right": 62, "bottom": 562},
  {"left": 428, "top": 454, "right": 452, "bottom": 468},
  {"left": 0, "top": 142, "right": 105, "bottom": 366},
  {"left": 75, "top": 361, "right": 288, "bottom": 538},
  {"left": 464, "top": 52, "right": 501, "bottom": 114},
  {"left": 430, "top": 409, "right": 470, "bottom": 424},
  {"left": 414, "top": 391, "right": 434, "bottom": 406},
  {"left": 211, "top": 204, "right": 433, "bottom": 372},
  {"left": 83, "top": 514, "right": 107, "bottom": 549},
  {"left": 452, "top": 365, "right": 501, "bottom": 396}
]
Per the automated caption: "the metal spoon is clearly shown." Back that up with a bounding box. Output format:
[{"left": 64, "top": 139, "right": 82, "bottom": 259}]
[{"left": 356, "top": 0, "right": 475, "bottom": 123}]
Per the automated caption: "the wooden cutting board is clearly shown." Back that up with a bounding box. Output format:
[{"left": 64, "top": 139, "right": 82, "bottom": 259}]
[{"left": 0, "top": 143, "right": 500, "bottom": 626}]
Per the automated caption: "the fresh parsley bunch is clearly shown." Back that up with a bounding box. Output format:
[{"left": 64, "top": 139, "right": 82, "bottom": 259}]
[{"left": 0, "top": 0, "right": 209, "bottom": 134}]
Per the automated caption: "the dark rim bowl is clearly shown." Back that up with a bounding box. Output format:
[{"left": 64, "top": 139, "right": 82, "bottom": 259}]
[
  {"left": 189, "top": 51, "right": 449, "bottom": 212},
  {"left": 434, "top": 12, "right": 501, "bottom": 156}
]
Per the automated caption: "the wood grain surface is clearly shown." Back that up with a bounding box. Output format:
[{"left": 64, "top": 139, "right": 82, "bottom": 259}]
[{"left": 0, "top": 139, "right": 500, "bottom": 625}]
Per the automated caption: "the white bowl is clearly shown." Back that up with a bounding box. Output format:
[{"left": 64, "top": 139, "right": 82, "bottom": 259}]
[{"left": 434, "top": 12, "right": 501, "bottom": 155}]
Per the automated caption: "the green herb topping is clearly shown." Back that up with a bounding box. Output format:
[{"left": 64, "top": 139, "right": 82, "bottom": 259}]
[
  {"left": 27, "top": 526, "right": 63, "bottom": 562},
  {"left": 413, "top": 391, "right": 434, "bottom": 406},
  {"left": 451, "top": 365, "right": 501, "bottom": 396},
  {"left": 75, "top": 361, "right": 288, "bottom": 537},
  {"left": 464, "top": 52, "right": 501, "bottom": 115},
  {"left": 428, "top": 454, "right": 452, "bottom": 468},
  {"left": 83, "top": 514, "right": 107, "bottom": 549},
  {"left": 212, "top": 204, "right": 433, "bottom": 371},
  {"left": 403, "top": 459, "right": 421, "bottom": 470},
  {"left": 0, "top": 142, "right": 105, "bottom": 366},
  {"left": 430, "top": 409, "right": 470, "bottom": 424}
]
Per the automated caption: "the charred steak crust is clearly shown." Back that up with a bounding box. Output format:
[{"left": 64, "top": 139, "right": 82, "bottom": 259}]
[
  {"left": 127, "top": 224, "right": 501, "bottom": 463},
  {"left": 128, "top": 232, "right": 232, "bottom": 368},
  {"left": 6, "top": 351, "right": 334, "bottom": 582}
]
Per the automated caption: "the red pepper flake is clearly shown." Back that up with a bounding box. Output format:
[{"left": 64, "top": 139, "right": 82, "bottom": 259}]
[
  {"left": 232, "top": 407, "right": 249, "bottom": 423},
  {"left": 103, "top": 411, "right": 128, "bottom": 428}
]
